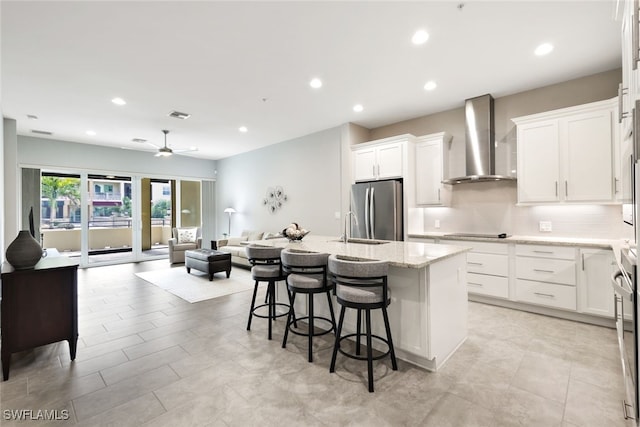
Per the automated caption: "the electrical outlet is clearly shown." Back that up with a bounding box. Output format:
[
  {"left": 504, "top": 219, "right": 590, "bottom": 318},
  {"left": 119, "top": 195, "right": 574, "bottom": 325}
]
[
  {"left": 435, "top": 219, "right": 441, "bottom": 229},
  {"left": 334, "top": 211, "right": 341, "bottom": 220},
  {"left": 539, "top": 221, "right": 552, "bottom": 232}
]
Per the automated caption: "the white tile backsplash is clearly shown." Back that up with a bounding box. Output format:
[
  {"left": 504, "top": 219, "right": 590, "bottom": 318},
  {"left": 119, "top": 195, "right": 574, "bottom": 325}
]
[{"left": 416, "top": 181, "right": 632, "bottom": 240}]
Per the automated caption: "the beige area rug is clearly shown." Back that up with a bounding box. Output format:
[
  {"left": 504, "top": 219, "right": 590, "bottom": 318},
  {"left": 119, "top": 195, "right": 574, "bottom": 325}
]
[{"left": 135, "top": 266, "right": 254, "bottom": 303}]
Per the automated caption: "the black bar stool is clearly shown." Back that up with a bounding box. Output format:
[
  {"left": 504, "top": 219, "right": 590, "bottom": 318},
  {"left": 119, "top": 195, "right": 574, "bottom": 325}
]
[
  {"left": 280, "top": 248, "right": 337, "bottom": 362},
  {"left": 246, "top": 245, "right": 292, "bottom": 340},
  {"left": 328, "top": 254, "right": 398, "bottom": 392}
]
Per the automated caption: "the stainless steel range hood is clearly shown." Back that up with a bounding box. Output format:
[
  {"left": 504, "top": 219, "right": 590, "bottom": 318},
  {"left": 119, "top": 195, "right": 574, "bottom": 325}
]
[{"left": 442, "top": 94, "right": 516, "bottom": 184}]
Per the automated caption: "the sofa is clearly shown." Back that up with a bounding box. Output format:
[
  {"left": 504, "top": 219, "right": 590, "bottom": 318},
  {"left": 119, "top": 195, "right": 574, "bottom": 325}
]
[
  {"left": 217, "top": 230, "right": 282, "bottom": 268},
  {"left": 169, "top": 227, "right": 202, "bottom": 264}
]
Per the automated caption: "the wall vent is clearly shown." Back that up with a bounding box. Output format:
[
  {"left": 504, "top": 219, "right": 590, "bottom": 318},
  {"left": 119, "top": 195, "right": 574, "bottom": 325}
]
[
  {"left": 31, "top": 129, "right": 53, "bottom": 135},
  {"left": 167, "top": 110, "right": 191, "bottom": 120}
]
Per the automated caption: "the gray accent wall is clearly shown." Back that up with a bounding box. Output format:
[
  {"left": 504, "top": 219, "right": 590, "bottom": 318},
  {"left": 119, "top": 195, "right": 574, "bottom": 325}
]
[
  {"left": 365, "top": 68, "right": 626, "bottom": 239},
  {"left": 4, "top": 118, "right": 19, "bottom": 249},
  {"left": 215, "top": 127, "right": 342, "bottom": 238},
  {"left": 370, "top": 68, "right": 622, "bottom": 180}
]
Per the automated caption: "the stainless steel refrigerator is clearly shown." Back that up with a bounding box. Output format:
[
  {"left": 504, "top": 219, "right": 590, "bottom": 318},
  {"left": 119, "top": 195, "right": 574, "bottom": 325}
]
[{"left": 350, "top": 180, "right": 403, "bottom": 241}]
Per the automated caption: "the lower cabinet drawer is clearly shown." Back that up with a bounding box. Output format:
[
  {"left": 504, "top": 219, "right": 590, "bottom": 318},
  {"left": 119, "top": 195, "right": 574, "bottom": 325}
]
[
  {"left": 467, "top": 252, "right": 508, "bottom": 276},
  {"left": 467, "top": 273, "right": 509, "bottom": 299},
  {"left": 515, "top": 279, "right": 577, "bottom": 311},
  {"left": 515, "top": 256, "right": 576, "bottom": 286}
]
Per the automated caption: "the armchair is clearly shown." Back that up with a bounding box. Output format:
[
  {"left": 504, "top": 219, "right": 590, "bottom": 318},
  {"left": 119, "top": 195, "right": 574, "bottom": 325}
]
[{"left": 168, "top": 227, "right": 202, "bottom": 264}]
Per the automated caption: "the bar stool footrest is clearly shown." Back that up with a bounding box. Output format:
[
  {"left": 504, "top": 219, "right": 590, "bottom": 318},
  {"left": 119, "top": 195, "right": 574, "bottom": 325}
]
[
  {"left": 336, "top": 333, "right": 392, "bottom": 362},
  {"left": 287, "top": 316, "right": 335, "bottom": 337},
  {"left": 251, "top": 302, "right": 290, "bottom": 319}
]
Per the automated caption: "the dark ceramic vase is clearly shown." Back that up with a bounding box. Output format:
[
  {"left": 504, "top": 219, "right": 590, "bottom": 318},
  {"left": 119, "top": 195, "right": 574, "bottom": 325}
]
[{"left": 6, "top": 230, "right": 44, "bottom": 269}]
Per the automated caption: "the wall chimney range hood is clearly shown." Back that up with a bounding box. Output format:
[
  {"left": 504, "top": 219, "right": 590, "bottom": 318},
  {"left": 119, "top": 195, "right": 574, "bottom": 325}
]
[{"left": 442, "top": 94, "right": 516, "bottom": 184}]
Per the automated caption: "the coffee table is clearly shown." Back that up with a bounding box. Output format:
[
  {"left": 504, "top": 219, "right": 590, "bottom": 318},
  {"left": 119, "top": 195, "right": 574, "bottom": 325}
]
[{"left": 185, "top": 249, "right": 232, "bottom": 281}]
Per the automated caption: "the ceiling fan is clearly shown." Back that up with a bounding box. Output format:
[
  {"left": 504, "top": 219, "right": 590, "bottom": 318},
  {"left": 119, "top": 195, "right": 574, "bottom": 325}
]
[{"left": 125, "top": 130, "right": 198, "bottom": 157}]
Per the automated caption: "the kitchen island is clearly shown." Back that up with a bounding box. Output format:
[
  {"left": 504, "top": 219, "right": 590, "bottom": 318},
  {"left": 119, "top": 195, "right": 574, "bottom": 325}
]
[{"left": 247, "top": 235, "right": 471, "bottom": 371}]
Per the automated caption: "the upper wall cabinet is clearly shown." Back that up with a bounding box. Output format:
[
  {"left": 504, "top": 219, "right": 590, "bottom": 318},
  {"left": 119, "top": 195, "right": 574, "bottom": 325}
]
[
  {"left": 512, "top": 98, "right": 617, "bottom": 204},
  {"left": 414, "top": 132, "right": 452, "bottom": 206},
  {"left": 619, "top": 0, "right": 640, "bottom": 134},
  {"left": 352, "top": 135, "right": 412, "bottom": 182}
]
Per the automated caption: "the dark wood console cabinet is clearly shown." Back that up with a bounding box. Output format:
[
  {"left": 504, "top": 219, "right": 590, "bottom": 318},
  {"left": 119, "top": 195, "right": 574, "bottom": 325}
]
[{"left": 1, "top": 257, "right": 79, "bottom": 380}]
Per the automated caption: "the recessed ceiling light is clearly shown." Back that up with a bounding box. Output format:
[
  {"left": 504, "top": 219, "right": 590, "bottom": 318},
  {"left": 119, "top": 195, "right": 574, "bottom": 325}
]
[
  {"left": 309, "top": 78, "right": 323, "bottom": 89},
  {"left": 534, "top": 43, "right": 554, "bottom": 56},
  {"left": 132, "top": 138, "right": 147, "bottom": 143},
  {"left": 86, "top": 130, "right": 96, "bottom": 136},
  {"left": 424, "top": 81, "right": 437, "bottom": 91},
  {"left": 111, "top": 97, "right": 126, "bottom": 106},
  {"left": 239, "top": 126, "right": 248, "bottom": 133},
  {"left": 353, "top": 104, "right": 364, "bottom": 112},
  {"left": 412, "top": 29, "right": 429, "bottom": 45}
]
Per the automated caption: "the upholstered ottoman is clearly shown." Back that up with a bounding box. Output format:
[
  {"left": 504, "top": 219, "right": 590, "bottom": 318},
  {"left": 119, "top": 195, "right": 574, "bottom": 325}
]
[{"left": 185, "top": 249, "right": 232, "bottom": 281}]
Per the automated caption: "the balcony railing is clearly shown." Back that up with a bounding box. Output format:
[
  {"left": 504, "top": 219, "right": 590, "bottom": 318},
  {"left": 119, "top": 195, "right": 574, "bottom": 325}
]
[
  {"left": 90, "top": 192, "right": 122, "bottom": 201},
  {"left": 42, "top": 217, "right": 171, "bottom": 229}
]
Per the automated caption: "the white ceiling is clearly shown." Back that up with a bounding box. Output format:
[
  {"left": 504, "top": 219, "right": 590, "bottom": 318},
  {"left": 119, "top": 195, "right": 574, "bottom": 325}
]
[{"left": 1, "top": 0, "right": 622, "bottom": 160}]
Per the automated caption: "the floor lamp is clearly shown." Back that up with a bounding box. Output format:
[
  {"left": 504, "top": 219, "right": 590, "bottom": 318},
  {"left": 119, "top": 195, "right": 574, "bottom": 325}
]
[{"left": 224, "top": 208, "right": 236, "bottom": 236}]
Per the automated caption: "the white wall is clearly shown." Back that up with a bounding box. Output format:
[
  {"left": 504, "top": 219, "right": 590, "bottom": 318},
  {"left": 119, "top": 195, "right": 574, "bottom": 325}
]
[
  {"left": 215, "top": 127, "right": 342, "bottom": 238},
  {"left": 18, "top": 135, "right": 217, "bottom": 180}
]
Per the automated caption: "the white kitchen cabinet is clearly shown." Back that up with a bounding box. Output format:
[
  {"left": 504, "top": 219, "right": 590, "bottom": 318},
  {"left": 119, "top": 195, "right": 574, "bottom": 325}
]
[
  {"left": 513, "top": 98, "right": 617, "bottom": 204},
  {"left": 514, "top": 120, "right": 560, "bottom": 202},
  {"left": 514, "top": 244, "right": 577, "bottom": 311},
  {"left": 619, "top": 0, "right": 640, "bottom": 127},
  {"left": 578, "top": 248, "right": 618, "bottom": 318},
  {"left": 352, "top": 136, "right": 407, "bottom": 182},
  {"left": 441, "top": 239, "right": 509, "bottom": 299},
  {"left": 415, "top": 132, "right": 451, "bottom": 206},
  {"left": 616, "top": 0, "right": 636, "bottom": 204}
]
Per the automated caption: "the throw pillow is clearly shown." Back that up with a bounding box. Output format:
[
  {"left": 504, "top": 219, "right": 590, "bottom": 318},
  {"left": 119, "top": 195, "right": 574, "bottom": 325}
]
[
  {"left": 227, "top": 236, "right": 248, "bottom": 246},
  {"left": 248, "top": 231, "right": 264, "bottom": 241},
  {"left": 177, "top": 227, "right": 197, "bottom": 243}
]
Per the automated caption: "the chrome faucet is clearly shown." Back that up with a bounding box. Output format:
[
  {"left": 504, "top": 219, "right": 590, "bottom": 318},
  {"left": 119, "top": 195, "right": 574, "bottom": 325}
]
[{"left": 341, "top": 211, "right": 357, "bottom": 242}]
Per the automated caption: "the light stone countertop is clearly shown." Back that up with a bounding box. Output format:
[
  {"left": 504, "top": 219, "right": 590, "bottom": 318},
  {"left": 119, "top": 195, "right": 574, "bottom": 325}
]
[
  {"left": 245, "top": 234, "right": 471, "bottom": 269},
  {"left": 408, "top": 232, "right": 623, "bottom": 250}
]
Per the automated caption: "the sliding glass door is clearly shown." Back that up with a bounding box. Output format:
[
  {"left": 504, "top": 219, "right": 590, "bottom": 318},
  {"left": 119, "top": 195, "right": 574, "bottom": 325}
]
[
  {"left": 40, "top": 172, "right": 82, "bottom": 261},
  {"left": 86, "top": 174, "right": 134, "bottom": 265},
  {"left": 140, "top": 178, "right": 174, "bottom": 260},
  {"left": 35, "top": 169, "right": 200, "bottom": 267}
]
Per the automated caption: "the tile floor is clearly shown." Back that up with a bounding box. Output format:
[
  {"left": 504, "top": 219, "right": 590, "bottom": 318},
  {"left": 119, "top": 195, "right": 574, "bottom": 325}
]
[{"left": 0, "top": 259, "right": 635, "bottom": 426}]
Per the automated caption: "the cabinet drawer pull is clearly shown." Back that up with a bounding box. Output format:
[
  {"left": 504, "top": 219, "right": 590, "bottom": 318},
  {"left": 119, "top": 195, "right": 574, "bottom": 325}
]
[
  {"left": 533, "top": 250, "right": 553, "bottom": 254},
  {"left": 467, "top": 262, "right": 483, "bottom": 266},
  {"left": 468, "top": 282, "right": 483, "bottom": 287},
  {"left": 534, "top": 292, "right": 555, "bottom": 298},
  {"left": 533, "top": 269, "right": 555, "bottom": 273}
]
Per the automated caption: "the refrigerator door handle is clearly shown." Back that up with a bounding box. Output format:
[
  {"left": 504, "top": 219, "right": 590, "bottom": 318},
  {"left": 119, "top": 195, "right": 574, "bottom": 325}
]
[
  {"left": 364, "top": 187, "right": 370, "bottom": 239},
  {"left": 370, "top": 187, "right": 375, "bottom": 239}
]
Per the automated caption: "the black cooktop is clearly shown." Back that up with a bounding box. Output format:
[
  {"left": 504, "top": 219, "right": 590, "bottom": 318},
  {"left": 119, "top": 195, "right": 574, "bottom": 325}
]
[{"left": 443, "top": 233, "right": 510, "bottom": 239}]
